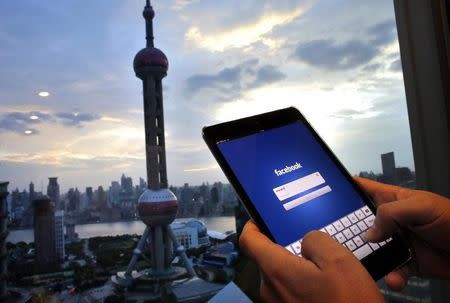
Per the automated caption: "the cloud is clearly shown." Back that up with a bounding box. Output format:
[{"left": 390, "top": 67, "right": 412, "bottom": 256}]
[
  {"left": 185, "top": 59, "right": 285, "bottom": 101},
  {"left": 390, "top": 58, "right": 402, "bottom": 72},
  {"left": 252, "top": 64, "right": 286, "bottom": 87},
  {"left": 0, "top": 111, "right": 100, "bottom": 135},
  {"left": 0, "top": 111, "right": 52, "bottom": 135},
  {"left": 368, "top": 20, "right": 396, "bottom": 46},
  {"left": 293, "top": 39, "right": 378, "bottom": 70},
  {"left": 292, "top": 20, "right": 397, "bottom": 70},
  {"left": 55, "top": 112, "right": 100, "bottom": 127},
  {"left": 185, "top": 6, "right": 306, "bottom": 52},
  {"left": 186, "top": 65, "right": 243, "bottom": 92},
  {"left": 171, "top": 0, "right": 199, "bottom": 11}
]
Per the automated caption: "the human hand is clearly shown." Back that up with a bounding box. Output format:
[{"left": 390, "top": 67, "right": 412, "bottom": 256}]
[
  {"left": 355, "top": 177, "right": 450, "bottom": 291},
  {"left": 240, "top": 221, "right": 383, "bottom": 303}
]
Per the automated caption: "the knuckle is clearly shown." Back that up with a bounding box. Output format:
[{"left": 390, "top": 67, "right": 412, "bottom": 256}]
[
  {"left": 328, "top": 251, "right": 353, "bottom": 269},
  {"left": 376, "top": 203, "right": 391, "bottom": 218}
]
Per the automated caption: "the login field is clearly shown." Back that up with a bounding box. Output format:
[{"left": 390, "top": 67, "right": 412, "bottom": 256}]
[{"left": 273, "top": 172, "right": 326, "bottom": 201}]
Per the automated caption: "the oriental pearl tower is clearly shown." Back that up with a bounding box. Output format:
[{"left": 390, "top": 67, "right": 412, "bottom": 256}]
[{"left": 112, "top": 0, "right": 195, "bottom": 293}]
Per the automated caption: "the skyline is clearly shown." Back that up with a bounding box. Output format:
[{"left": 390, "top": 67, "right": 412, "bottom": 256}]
[{"left": 0, "top": 1, "right": 414, "bottom": 192}]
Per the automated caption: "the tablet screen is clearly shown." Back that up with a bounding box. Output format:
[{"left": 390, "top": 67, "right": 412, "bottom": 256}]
[{"left": 217, "top": 122, "right": 368, "bottom": 248}]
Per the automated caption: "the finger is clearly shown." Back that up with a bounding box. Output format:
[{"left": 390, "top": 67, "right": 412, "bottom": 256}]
[
  {"left": 239, "top": 221, "right": 292, "bottom": 265},
  {"left": 366, "top": 197, "right": 434, "bottom": 242},
  {"left": 301, "top": 230, "right": 356, "bottom": 269},
  {"left": 384, "top": 265, "right": 413, "bottom": 291},
  {"left": 260, "top": 275, "right": 285, "bottom": 303},
  {"left": 240, "top": 221, "right": 319, "bottom": 279},
  {"left": 354, "top": 177, "right": 402, "bottom": 205}
]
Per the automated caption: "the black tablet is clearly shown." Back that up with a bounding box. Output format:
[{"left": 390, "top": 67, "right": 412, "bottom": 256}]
[{"left": 203, "top": 106, "right": 410, "bottom": 280}]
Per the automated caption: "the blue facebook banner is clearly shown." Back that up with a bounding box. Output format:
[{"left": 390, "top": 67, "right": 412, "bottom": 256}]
[{"left": 218, "top": 122, "right": 366, "bottom": 246}]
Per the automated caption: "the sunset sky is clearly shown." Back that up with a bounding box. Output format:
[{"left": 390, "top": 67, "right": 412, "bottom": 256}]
[{"left": 0, "top": 0, "right": 414, "bottom": 192}]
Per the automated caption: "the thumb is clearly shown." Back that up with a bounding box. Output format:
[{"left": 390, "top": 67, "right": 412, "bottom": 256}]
[{"left": 366, "top": 197, "right": 434, "bottom": 242}]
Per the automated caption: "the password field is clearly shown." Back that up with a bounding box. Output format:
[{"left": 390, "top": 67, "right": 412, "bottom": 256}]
[{"left": 283, "top": 185, "right": 332, "bottom": 211}]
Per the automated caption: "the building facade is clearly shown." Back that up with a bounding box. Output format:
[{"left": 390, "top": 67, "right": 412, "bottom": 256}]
[
  {"left": 33, "top": 196, "right": 58, "bottom": 267},
  {"left": 0, "top": 182, "right": 9, "bottom": 299},
  {"left": 55, "top": 210, "right": 65, "bottom": 261}
]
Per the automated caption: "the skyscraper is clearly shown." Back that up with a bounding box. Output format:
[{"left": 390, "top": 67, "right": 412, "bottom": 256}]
[
  {"left": 55, "top": 210, "right": 65, "bottom": 261},
  {"left": 47, "top": 177, "right": 61, "bottom": 210},
  {"left": 33, "top": 196, "right": 58, "bottom": 267},
  {"left": 29, "top": 182, "right": 35, "bottom": 205},
  {"left": 381, "top": 152, "right": 396, "bottom": 177},
  {"left": 0, "top": 182, "right": 9, "bottom": 299}
]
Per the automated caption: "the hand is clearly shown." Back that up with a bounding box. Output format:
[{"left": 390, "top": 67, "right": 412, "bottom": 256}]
[
  {"left": 240, "top": 221, "right": 383, "bottom": 303},
  {"left": 356, "top": 177, "right": 450, "bottom": 291}
]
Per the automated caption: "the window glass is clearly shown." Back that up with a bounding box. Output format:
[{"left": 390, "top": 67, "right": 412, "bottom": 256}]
[{"left": 1, "top": 1, "right": 442, "bottom": 302}]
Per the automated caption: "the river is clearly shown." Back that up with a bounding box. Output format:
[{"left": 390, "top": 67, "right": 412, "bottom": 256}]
[{"left": 6, "top": 216, "right": 236, "bottom": 244}]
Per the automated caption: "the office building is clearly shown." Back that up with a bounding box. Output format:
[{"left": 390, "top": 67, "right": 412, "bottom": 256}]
[
  {"left": 55, "top": 210, "right": 65, "bottom": 261},
  {"left": 47, "top": 177, "right": 61, "bottom": 210},
  {"left": 33, "top": 196, "right": 58, "bottom": 266},
  {"left": 381, "top": 152, "right": 396, "bottom": 177}
]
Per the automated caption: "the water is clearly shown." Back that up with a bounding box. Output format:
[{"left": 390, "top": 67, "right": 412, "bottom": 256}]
[{"left": 6, "top": 216, "right": 236, "bottom": 244}]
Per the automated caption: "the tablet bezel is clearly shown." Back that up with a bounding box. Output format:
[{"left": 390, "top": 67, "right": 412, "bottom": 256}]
[{"left": 202, "top": 106, "right": 411, "bottom": 280}]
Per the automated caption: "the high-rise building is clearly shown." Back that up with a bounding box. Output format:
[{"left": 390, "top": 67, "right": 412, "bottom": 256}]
[
  {"left": 86, "top": 186, "right": 93, "bottom": 205},
  {"left": 29, "top": 182, "right": 35, "bottom": 205},
  {"left": 121, "top": 174, "right": 133, "bottom": 194},
  {"left": 381, "top": 152, "right": 396, "bottom": 177},
  {"left": 67, "top": 188, "right": 81, "bottom": 211},
  {"left": 55, "top": 210, "right": 65, "bottom": 261},
  {"left": 47, "top": 177, "right": 61, "bottom": 210},
  {"left": 108, "top": 182, "right": 120, "bottom": 206},
  {"left": 0, "top": 182, "right": 9, "bottom": 299},
  {"left": 96, "top": 186, "right": 107, "bottom": 210},
  {"left": 33, "top": 196, "right": 58, "bottom": 267}
]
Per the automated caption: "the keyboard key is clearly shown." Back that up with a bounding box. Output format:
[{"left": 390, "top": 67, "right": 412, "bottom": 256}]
[
  {"left": 333, "top": 221, "right": 344, "bottom": 231},
  {"left": 354, "top": 244, "right": 373, "bottom": 260},
  {"left": 386, "top": 238, "right": 392, "bottom": 242},
  {"left": 341, "top": 217, "right": 351, "bottom": 227},
  {"left": 285, "top": 245, "right": 295, "bottom": 255},
  {"left": 355, "top": 210, "right": 366, "bottom": 220},
  {"left": 350, "top": 225, "right": 361, "bottom": 235},
  {"left": 320, "top": 228, "right": 326, "bottom": 233},
  {"left": 292, "top": 241, "right": 302, "bottom": 254},
  {"left": 354, "top": 236, "right": 364, "bottom": 247},
  {"left": 357, "top": 221, "right": 368, "bottom": 231},
  {"left": 379, "top": 241, "right": 386, "bottom": 246},
  {"left": 335, "top": 232, "right": 346, "bottom": 243},
  {"left": 362, "top": 206, "right": 372, "bottom": 216},
  {"left": 348, "top": 213, "right": 358, "bottom": 224},
  {"left": 364, "top": 215, "right": 375, "bottom": 227},
  {"left": 359, "top": 231, "right": 367, "bottom": 242},
  {"left": 345, "top": 240, "right": 357, "bottom": 251},
  {"left": 369, "top": 242, "right": 380, "bottom": 250},
  {"left": 325, "top": 224, "right": 337, "bottom": 236},
  {"left": 343, "top": 228, "right": 353, "bottom": 239}
]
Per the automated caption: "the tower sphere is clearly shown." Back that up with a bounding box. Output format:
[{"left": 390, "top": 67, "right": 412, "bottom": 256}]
[
  {"left": 137, "top": 188, "right": 177, "bottom": 226},
  {"left": 133, "top": 47, "right": 168, "bottom": 72},
  {"left": 143, "top": 5, "right": 155, "bottom": 20}
]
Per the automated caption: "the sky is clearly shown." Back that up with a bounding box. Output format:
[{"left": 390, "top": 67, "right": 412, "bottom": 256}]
[{"left": 0, "top": 0, "right": 414, "bottom": 192}]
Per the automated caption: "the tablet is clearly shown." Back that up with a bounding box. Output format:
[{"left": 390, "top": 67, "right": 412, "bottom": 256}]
[{"left": 203, "top": 107, "right": 410, "bottom": 280}]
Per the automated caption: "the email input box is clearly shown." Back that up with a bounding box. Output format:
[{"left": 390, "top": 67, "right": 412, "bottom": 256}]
[{"left": 273, "top": 172, "right": 326, "bottom": 202}]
